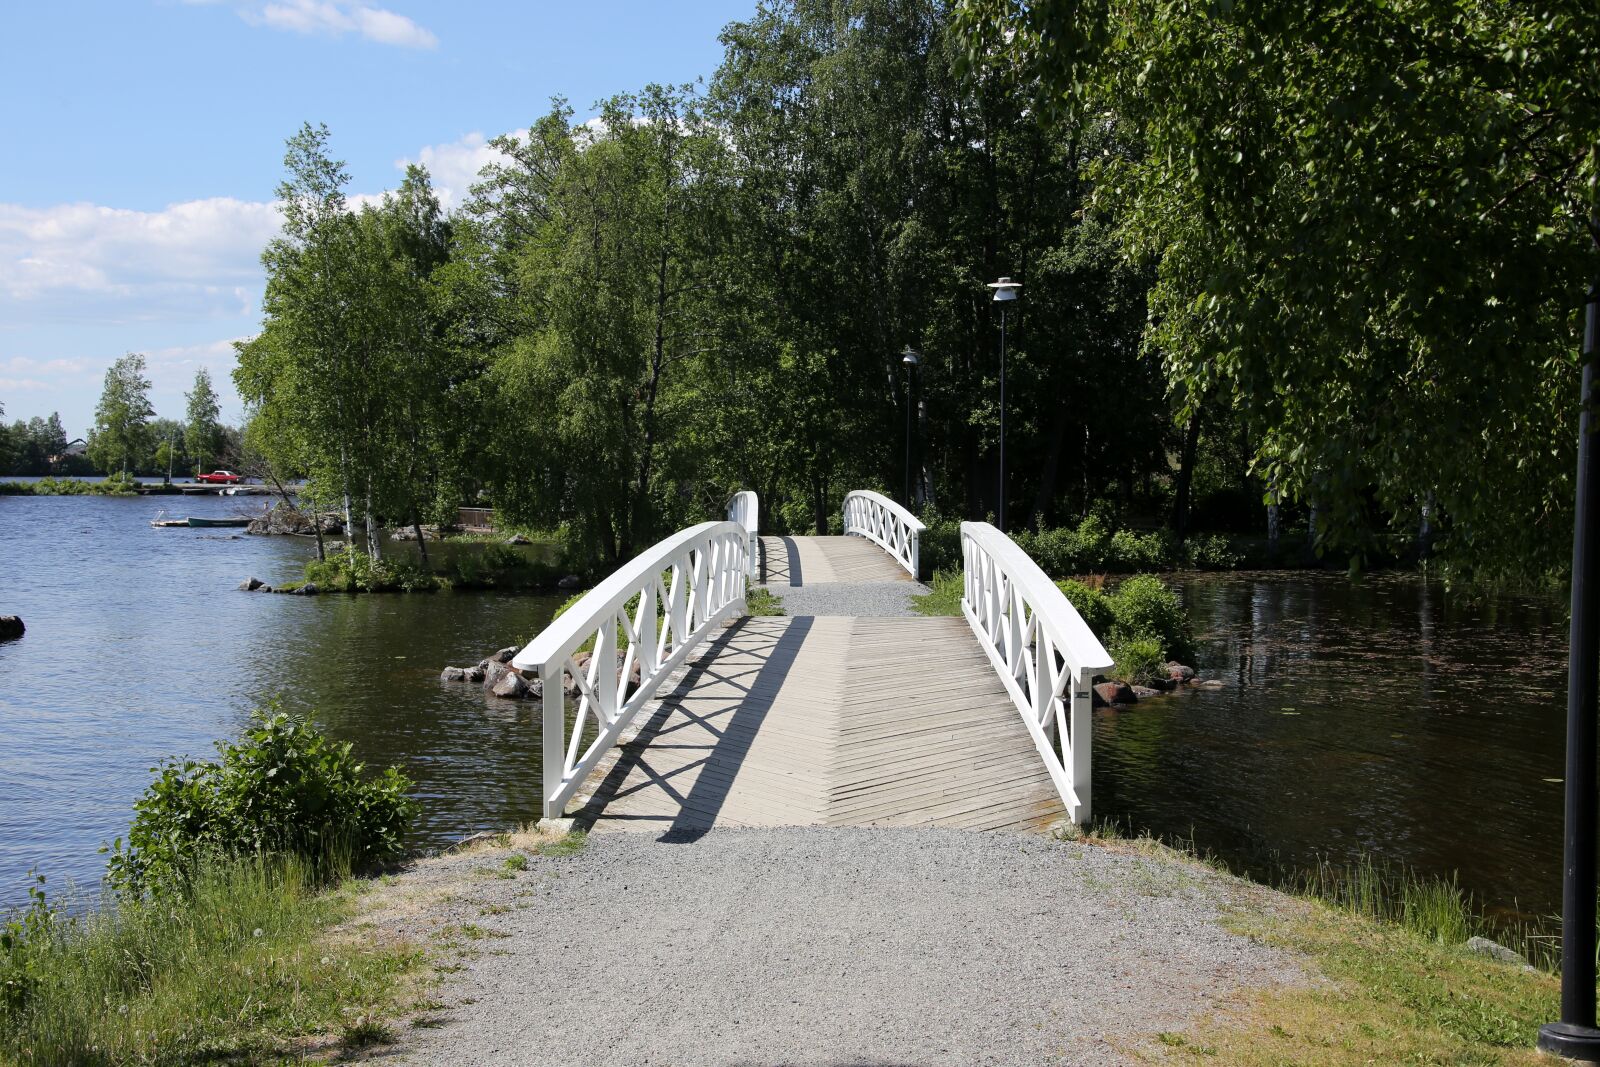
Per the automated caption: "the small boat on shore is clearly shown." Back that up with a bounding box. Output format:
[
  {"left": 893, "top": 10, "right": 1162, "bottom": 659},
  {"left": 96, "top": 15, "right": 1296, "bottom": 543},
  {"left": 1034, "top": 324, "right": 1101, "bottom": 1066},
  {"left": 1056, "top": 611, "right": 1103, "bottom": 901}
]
[
  {"left": 186, "top": 516, "right": 251, "bottom": 528},
  {"left": 150, "top": 509, "right": 188, "bottom": 528}
]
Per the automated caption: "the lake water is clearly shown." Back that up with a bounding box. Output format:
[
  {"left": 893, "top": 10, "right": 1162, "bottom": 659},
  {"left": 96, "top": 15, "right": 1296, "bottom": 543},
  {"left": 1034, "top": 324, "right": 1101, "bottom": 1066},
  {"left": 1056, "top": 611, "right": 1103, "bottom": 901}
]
[
  {"left": 0, "top": 495, "right": 1575, "bottom": 919},
  {"left": 0, "top": 493, "right": 564, "bottom": 904},
  {"left": 1098, "top": 572, "right": 1570, "bottom": 920}
]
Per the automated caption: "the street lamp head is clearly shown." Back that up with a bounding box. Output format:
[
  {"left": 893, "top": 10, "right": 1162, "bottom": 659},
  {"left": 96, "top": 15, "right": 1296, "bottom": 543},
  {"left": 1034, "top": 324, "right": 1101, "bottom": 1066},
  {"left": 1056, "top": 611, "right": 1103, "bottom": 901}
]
[
  {"left": 988, "top": 276, "right": 1021, "bottom": 303},
  {"left": 902, "top": 346, "right": 922, "bottom": 368}
]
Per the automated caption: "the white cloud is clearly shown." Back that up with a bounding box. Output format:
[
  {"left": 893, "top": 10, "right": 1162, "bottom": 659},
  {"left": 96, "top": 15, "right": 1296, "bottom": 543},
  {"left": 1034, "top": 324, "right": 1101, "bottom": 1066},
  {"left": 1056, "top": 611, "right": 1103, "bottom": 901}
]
[
  {"left": 0, "top": 198, "right": 279, "bottom": 326},
  {"left": 399, "top": 127, "right": 549, "bottom": 209},
  {"left": 244, "top": 1, "right": 437, "bottom": 49}
]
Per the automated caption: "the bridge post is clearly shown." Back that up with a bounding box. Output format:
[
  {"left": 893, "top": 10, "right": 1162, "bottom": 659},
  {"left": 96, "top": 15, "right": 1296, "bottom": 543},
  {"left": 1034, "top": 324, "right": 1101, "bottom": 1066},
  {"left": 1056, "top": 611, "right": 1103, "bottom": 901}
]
[
  {"left": 542, "top": 673, "right": 564, "bottom": 821},
  {"left": 1070, "top": 668, "right": 1095, "bottom": 825}
]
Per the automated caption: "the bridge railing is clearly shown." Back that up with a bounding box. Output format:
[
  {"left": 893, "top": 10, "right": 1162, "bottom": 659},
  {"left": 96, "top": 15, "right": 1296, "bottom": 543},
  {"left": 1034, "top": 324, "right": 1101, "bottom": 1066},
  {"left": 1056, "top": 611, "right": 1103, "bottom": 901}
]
[
  {"left": 512, "top": 521, "right": 751, "bottom": 820},
  {"left": 726, "top": 490, "right": 759, "bottom": 578},
  {"left": 960, "top": 521, "right": 1113, "bottom": 824},
  {"left": 842, "top": 489, "right": 924, "bottom": 578}
]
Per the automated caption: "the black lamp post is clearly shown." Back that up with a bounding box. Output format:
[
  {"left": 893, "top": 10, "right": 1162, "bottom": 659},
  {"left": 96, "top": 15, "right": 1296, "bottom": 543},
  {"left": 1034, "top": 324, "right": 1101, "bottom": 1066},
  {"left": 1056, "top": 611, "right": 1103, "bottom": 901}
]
[
  {"left": 902, "top": 347, "right": 921, "bottom": 507},
  {"left": 987, "top": 276, "right": 1021, "bottom": 531},
  {"left": 1540, "top": 271, "right": 1600, "bottom": 1062}
]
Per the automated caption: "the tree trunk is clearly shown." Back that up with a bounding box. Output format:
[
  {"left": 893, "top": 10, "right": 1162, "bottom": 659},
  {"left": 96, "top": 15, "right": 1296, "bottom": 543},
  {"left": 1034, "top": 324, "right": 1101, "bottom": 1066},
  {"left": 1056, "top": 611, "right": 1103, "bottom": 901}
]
[
  {"left": 413, "top": 520, "right": 430, "bottom": 570},
  {"left": 1029, "top": 406, "right": 1068, "bottom": 530},
  {"left": 1173, "top": 408, "right": 1201, "bottom": 544}
]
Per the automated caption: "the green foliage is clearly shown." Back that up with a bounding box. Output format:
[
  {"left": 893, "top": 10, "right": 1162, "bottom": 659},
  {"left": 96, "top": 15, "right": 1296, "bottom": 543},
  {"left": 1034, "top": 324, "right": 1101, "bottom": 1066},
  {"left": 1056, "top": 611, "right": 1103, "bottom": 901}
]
[
  {"left": 0, "top": 858, "right": 417, "bottom": 1065},
  {"left": 304, "top": 547, "right": 435, "bottom": 593},
  {"left": 958, "top": 0, "right": 1600, "bottom": 581},
  {"left": 1, "top": 475, "right": 140, "bottom": 496},
  {"left": 183, "top": 368, "right": 223, "bottom": 476},
  {"left": 1183, "top": 532, "right": 1245, "bottom": 571},
  {"left": 745, "top": 584, "right": 786, "bottom": 617},
  {"left": 86, "top": 354, "right": 155, "bottom": 476},
  {"left": 104, "top": 706, "right": 416, "bottom": 894},
  {"left": 1054, "top": 578, "right": 1113, "bottom": 637},
  {"left": 1106, "top": 574, "right": 1192, "bottom": 663},
  {"left": 1109, "top": 636, "right": 1166, "bottom": 687},
  {"left": 910, "top": 569, "right": 964, "bottom": 617}
]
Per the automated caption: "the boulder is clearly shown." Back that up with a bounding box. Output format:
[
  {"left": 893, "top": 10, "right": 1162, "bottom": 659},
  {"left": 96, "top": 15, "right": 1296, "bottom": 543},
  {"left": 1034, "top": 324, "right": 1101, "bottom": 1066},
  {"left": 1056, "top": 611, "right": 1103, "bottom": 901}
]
[
  {"left": 1466, "top": 936, "right": 1529, "bottom": 968},
  {"left": 505, "top": 534, "right": 532, "bottom": 545},
  {"left": 440, "top": 666, "right": 466, "bottom": 682},
  {"left": 260, "top": 585, "right": 274, "bottom": 593},
  {"left": 572, "top": 651, "right": 593, "bottom": 670},
  {"left": 491, "top": 671, "right": 529, "bottom": 699},
  {"left": 493, "top": 646, "right": 518, "bottom": 664},
  {"left": 1094, "top": 681, "right": 1137, "bottom": 706},
  {"left": 1166, "top": 662, "right": 1196, "bottom": 681},
  {"left": 1189, "top": 678, "right": 1224, "bottom": 689},
  {"left": 1131, "top": 685, "right": 1161, "bottom": 699},
  {"left": 239, "top": 576, "right": 264, "bottom": 591},
  {"left": 299, "top": 583, "right": 319, "bottom": 596},
  {"left": 557, "top": 574, "right": 584, "bottom": 590},
  {"left": 483, "top": 661, "right": 509, "bottom": 690},
  {"left": 0, "top": 616, "right": 23, "bottom": 641},
  {"left": 465, "top": 665, "right": 486, "bottom": 684},
  {"left": 476, "top": 658, "right": 491, "bottom": 672},
  {"left": 525, "top": 677, "right": 545, "bottom": 700}
]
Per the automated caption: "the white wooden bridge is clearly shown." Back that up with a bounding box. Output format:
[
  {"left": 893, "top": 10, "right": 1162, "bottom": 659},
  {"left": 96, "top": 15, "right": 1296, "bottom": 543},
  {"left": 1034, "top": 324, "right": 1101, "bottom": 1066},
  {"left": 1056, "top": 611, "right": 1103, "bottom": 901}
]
[{"left": 512, "top": 490, "right": 1113, "bottom": 834}]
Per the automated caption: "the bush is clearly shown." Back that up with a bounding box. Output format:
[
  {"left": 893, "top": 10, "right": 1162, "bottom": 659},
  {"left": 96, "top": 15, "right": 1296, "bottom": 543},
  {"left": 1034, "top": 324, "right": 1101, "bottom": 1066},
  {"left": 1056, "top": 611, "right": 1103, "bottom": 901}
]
[
  {"left": 1107, "top": 574, "right": 1193, "bottom": 663},
  {"left": 1109, "top": 637, "right": 1167, "bottom": 687},
  {"left": 1056, "top": 578, "right": 1114, "bottom": 636},
  {"left": 303, "top": 547, "right": 436, "bottom": 593},
  {"left": 1184, "top": 532, "right": 1246, "bottom": 570},
  {"left": 105, "top": 707, "right": 417, "bottom": 894}
]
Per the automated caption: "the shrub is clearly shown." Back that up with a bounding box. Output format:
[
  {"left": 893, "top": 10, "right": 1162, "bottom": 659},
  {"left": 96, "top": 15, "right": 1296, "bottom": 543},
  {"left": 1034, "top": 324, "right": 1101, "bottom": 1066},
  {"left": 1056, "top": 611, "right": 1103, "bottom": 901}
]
[
  {"left": 1110, "top": 637, "right": 1167, "bottom": 687},
  {"left": 1107, "top": 574, "right": 1193, "bottom": 662},
  {"left": 1056, "top": 578, "right": 1114, "bottom": 637},
  {"left": 918, "top": 514, "right": 963, "bottom": 574},
  {"left": 303, "top": 547, "right": 436, "bottom": 593},
  {"left": 104, "top": 706, "right": 417, "bottom": 894},
  {"left": 1184, "top": 532, "right": 1245, "bottom": 570},
  {"left": 911, "top": 569, "right": 964, "bottom": 617}
]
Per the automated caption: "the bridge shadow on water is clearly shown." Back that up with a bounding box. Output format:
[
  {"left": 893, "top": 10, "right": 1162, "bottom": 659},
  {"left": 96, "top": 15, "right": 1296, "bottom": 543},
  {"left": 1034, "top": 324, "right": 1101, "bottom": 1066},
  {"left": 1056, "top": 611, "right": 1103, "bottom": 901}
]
[{"left": 570, "top": 615, "right": 813, "bottom": 842}]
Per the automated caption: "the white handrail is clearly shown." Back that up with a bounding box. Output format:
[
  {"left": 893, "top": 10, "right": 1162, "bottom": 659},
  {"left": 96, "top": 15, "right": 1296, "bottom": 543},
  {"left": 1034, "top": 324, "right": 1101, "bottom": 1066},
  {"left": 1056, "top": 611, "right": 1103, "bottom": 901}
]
[
  {"left": 960, "top": 521, "right": 1113, "bottom": 824},
  {"left": 726, "top": 490, "right": 759, "bottom": 578},
  {"left": 512, "top": 521, "right": 750, "bottom": 820},
  {"left": 842, "top": 489, "right": 924, "bottom": 577}
]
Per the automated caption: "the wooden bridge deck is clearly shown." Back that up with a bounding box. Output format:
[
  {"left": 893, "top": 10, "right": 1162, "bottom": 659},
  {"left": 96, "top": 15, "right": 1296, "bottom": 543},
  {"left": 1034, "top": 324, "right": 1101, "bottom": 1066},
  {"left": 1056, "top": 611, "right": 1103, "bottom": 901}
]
[
  {"left": 565, "top": 534, "right": 1065, "bottom": 834},
  {"left": 759, "top": 534, "right": 914, "bottom": 585}
]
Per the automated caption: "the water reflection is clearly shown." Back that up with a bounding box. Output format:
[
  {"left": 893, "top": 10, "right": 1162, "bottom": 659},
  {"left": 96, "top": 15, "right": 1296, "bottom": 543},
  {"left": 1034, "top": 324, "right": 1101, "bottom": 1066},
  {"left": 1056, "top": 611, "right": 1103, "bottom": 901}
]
[{"left": 1095, "top": 571, "right": 1570, "bottom": 917}]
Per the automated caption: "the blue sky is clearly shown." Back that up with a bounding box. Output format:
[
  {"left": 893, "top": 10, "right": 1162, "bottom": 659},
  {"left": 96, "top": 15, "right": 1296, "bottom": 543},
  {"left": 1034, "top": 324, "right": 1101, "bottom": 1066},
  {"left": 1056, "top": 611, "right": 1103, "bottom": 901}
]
[{"left": 0, "top": 0, "right": 753, "bottom": 438}]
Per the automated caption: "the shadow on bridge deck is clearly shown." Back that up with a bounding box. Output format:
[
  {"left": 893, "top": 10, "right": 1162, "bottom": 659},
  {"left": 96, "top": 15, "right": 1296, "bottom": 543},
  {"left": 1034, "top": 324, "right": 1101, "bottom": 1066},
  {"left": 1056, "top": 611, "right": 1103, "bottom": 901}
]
[
  {"left": 567, "top": 615, "right": 1065, "bottom": 836},
  {"left": 760, "top": 535, "right": 913, "bottom": 586}
]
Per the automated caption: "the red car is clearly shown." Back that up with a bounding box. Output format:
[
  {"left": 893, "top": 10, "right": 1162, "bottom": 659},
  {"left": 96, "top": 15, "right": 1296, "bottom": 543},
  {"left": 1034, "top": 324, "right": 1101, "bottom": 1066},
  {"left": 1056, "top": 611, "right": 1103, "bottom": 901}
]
[{"left": 195, "top": 470, "right": 241, "bottom": 484}]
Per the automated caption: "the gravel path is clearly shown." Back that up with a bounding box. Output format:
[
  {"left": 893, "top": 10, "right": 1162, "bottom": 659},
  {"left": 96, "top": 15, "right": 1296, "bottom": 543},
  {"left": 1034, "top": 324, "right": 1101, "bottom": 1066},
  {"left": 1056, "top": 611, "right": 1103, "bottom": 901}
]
[
  {"left": 370, "top": 827, "right": 1302, "bottom": 1066},
  {"left": 761, "top": 579, "right": 929, "bottom": 617}
]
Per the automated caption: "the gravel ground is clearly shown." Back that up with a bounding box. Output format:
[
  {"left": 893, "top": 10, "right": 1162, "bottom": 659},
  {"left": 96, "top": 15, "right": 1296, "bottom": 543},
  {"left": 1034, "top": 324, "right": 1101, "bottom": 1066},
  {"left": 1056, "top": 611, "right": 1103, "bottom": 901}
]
[
  {"left": 367, "top": 827, "right": 1303, "bottom": 1066},
  {"left": 762, "top": 580, "right": 929, "bottom": 617}
]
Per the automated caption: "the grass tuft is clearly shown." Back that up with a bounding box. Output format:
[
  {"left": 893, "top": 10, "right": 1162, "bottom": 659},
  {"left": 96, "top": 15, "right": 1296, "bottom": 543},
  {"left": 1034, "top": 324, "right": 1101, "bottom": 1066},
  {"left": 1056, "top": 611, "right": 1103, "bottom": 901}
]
[
  {"left": 910, "top": 570, "right": 963, "bottom": 617},
  {"left": 536, "top": 831, "right": 588, "bottom": 858}
]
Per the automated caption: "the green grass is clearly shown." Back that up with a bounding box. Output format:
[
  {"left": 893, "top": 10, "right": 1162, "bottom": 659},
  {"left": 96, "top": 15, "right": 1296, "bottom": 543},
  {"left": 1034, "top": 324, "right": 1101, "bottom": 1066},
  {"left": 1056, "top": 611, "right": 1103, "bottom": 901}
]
[
  {"left": 745, "top": 585, "right": 785, "bottom": 616},
  {"left": 0, "top": 858, "right": 421, "bottom": 1066},
  {"left": 910, "top": 569, "right": 963, "bottom": 616},
  {"left": 536, "top": 831, "right": 588, "bottom": 858}
]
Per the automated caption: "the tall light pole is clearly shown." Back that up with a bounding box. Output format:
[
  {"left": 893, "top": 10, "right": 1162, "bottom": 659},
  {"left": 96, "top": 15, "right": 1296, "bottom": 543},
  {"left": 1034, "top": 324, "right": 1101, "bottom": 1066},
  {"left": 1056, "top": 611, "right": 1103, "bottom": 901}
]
[
  {"left": 1540, "top": 267, "right": 1600, "bottom": 1062},
  {"left": 988, "top": 277, "right": 1021, "bottom": 531},
  {"left": 902, "top": 347, "right": 921, "bottom": 507}
]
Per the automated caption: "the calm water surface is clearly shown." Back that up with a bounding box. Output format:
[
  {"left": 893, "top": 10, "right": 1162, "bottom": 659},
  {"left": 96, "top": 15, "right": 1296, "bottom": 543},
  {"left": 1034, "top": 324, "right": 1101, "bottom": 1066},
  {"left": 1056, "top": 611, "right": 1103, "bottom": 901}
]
[
  {"left": 0, "top": 497, "right": 1575, "bottom": 917},
  {"left": 0, "top": 493, "right": 562, "bottom": 904},
  {"left": 1097, "top": 572, "right": 1570, "bottom": 918}
]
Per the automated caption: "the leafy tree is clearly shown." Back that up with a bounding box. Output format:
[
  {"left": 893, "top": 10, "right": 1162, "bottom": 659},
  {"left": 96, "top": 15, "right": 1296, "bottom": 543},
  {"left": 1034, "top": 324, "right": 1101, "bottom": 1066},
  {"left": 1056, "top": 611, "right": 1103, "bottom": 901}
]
[
  {"left": 184, "top": 369, "right": 222, "bottom": 475},
  {"left": 87, "top": 354, "right": 155, "bottom": 476},
  {"left": 956, "top": 0, "right": 1600, "bottom": 577}
]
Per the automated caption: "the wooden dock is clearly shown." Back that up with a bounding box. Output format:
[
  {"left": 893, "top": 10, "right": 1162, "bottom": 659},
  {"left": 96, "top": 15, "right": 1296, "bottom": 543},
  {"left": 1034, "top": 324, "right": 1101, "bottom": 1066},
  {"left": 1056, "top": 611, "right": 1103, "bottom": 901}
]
[{"left": 564, "top": 535, "right": 1066, "bottom": 835}]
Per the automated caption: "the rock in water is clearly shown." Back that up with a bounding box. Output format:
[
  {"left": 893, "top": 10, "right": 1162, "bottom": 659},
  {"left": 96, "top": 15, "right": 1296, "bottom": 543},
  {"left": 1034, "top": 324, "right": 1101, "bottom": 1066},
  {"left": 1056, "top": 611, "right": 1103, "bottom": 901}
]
[
  {"left": 465, "top": 665, "right": 486, "bottom": 684},
  {"left": 557, "top": 574, "right": 583, "bottom": 590},
  {"left": 239, "top": 577, "right": 264, "bottom": 591},
  {"left": 0, "top": 616, "right": 23, "bottom": 641},
  {"left": 494, "top": 646, "right": 518, "bottom": 664},
  {"left": 440, "top": 666, "right": 466, "bottom": 682},
  {"left": 1093, "top": 681, "right": 1137, "bottom": 706},
  {"left": 505, "top": 534, "right": 532, "bottom": 545},
  {"left": 1131, "top": 685, "right": 1161, "bottom": 699},
  {"left": 1166, "top": 662, "right": 1196, "bottom": 681},
  {"left": 483, "top": 661, "right": 509, "bottom": 690},
  {"left": 492, "top": 671, "right": 528, "bottom": 699}
]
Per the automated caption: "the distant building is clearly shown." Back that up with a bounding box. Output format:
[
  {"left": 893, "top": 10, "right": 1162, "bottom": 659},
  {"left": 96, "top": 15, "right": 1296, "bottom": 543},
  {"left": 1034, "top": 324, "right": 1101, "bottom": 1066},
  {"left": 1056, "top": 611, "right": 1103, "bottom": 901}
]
[{"left": 49, "top": 439, "right": 87, "bottom": 465}]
